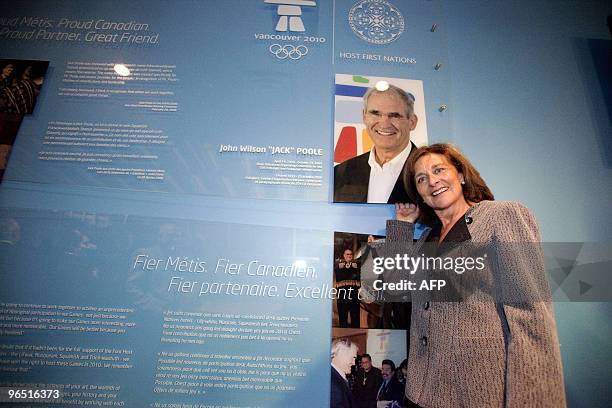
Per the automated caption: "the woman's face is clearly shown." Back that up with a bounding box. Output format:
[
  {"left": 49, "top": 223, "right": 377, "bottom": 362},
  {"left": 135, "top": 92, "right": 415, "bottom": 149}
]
[
  {"left": 414, "top": 153, "right": 467, "bottom": 212},
  {"left": 2, "top": 64, "right": 14, "bottom": 78}
]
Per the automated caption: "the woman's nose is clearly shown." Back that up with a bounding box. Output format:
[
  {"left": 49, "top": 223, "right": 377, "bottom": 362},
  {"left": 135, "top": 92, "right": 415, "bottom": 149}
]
[{"left": 428, "top": 173, "right": 439, "bottom": 186}]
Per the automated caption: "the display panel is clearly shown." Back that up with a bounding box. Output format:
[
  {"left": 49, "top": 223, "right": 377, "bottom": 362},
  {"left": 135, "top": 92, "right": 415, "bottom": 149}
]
[
  {"left": 0, "top": 0, "right": 451, "bottom": 203},
  {"left": 0, "top": 207, "right": 333, "bottom": 407},
  {"left": 0, "top": 1, "right": 454, "bottom": 406}
]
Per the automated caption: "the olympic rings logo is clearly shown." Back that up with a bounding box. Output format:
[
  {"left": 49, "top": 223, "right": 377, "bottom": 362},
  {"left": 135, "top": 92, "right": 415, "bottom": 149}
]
[{"left": 269, "top": 44, "right": 309, "bottom": 60}]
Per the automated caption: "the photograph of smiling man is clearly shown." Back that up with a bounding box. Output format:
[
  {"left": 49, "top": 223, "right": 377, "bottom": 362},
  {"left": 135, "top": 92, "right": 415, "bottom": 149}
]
[{"left": 333, "top": 75, "right": 428, "bottom": 204}]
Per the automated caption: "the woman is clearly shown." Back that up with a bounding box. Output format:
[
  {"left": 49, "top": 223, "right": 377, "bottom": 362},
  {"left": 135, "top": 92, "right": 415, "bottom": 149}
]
[{"left": 384, "top": 144, "right": 565, "bottom": 407}]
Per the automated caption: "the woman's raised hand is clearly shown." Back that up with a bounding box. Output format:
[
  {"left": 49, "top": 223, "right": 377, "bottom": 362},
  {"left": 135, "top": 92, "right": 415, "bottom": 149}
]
[{"left": 395, "top": 203, "right": 420, "bottom": 223}]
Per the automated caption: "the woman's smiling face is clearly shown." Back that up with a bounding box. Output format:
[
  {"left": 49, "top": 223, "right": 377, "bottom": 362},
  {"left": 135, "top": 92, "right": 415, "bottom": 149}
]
[{"left": 414, "top": 153, "right": 466, "bottom": 212}]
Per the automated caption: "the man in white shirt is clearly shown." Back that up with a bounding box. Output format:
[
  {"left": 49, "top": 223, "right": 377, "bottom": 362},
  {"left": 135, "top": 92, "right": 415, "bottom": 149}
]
[{"left": 334, "top": 84, "right": 418, "bottom": 204}]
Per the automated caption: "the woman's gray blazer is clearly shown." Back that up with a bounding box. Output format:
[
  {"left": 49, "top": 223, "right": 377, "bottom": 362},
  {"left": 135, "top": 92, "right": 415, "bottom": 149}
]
[{"left": 378, "top": 200, "right": 566, "bottom": 408}]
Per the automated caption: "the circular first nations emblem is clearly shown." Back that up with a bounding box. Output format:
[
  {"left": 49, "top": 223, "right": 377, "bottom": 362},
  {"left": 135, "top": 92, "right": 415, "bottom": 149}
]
[{"left": 348, "top": 0, "right": 405, "bottom": 45}]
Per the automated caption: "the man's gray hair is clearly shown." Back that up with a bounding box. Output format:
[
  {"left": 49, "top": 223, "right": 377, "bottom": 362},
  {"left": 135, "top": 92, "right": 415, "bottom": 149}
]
[
  {"left": 331, "top": 337, "right": 357, "bottom": 359},
  {"left": 363, "top": 83, "right": 415, "bottom": 117}
]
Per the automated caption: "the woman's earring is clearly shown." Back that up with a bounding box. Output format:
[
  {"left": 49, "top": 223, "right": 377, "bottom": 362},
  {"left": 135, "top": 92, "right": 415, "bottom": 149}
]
[{"left": 460, "top": 179, "right": 465, "bottom": 185}]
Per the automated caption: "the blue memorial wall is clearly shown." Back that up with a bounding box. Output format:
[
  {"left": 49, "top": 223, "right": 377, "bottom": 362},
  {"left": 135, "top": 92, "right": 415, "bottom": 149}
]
[{"left": 0, "top": 0, "right": 610, "bottom": 407}]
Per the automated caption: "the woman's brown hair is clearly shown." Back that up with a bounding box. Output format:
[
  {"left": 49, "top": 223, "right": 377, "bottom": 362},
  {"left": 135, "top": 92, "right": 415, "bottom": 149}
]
[{"left": 403, "top": 143, "right": 494, "bottom": 226}]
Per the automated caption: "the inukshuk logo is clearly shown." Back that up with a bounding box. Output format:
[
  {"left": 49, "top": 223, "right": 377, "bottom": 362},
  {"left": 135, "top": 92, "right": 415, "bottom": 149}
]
[
  {"left": 264, "top": 0, "right": 317, "bottom": 32},
  {"left": 348, "top": 0, "right": 404, "bottom": 44},
  {"left": 258, "top": 0, "right": 325, "bottom": 61}
]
